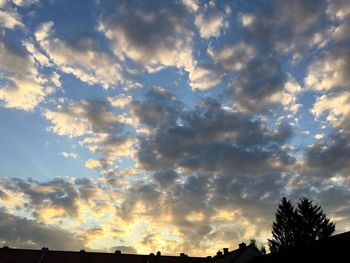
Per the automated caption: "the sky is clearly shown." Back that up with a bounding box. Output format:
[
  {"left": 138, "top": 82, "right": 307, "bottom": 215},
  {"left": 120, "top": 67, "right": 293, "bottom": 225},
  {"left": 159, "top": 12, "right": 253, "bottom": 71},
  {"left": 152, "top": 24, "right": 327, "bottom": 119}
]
[{"left": 0, "top": 0, "right": 350, "bottom": 256}]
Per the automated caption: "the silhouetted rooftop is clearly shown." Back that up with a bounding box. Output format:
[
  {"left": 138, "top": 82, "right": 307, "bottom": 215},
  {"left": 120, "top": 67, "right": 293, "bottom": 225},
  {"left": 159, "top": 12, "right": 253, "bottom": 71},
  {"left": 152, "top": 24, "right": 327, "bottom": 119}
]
[
  {"left": 249, "top": 231, "right": 350, "bottom": 263},
  {"left": 0, "top": 248, "right": 209, "bottom": 263}
]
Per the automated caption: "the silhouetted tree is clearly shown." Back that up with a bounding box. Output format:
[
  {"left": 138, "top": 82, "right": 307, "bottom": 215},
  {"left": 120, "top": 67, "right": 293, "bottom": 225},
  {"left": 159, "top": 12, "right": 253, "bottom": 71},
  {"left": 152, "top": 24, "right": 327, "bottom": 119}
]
[
  {"left": 296, "top": 198, "right": 335, "bottom": 244},
  {"left": 268, "top": 197, "right": 298, "bottom": 252},
  {"left": 268, "top": 197, "right": 335, "bottom": 252},
  {"left": 260, "top": 245, "right": 266, "bottom": 255}
]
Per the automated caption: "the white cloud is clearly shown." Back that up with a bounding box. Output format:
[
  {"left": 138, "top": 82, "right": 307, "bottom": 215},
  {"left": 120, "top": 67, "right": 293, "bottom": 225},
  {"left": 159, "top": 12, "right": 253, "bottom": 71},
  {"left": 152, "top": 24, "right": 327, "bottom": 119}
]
[
  {"left": 0, "top": 35, "right": 54, "bottom": 111},
  {"left": 312, "top": 92, "right": 350, "bottom": 126},
  {"left": 0, "top": 9, "right": 23, "bottom": 29},
  {"left": 108, "top": 95, "right": 132, "bottom": 108},
  {"left": 0, "top": 77, "right": 52, "bottom": 111},
  {"left": 11, "top": 0, "right": 38, "bottom": 6},
  {"left": 85, "top": 159, "right": 102, "bottom": 169},
  {"left": 23, "top": 41, "right": 50, "bottom": 66},
  {"left": 240, "top": 13, "right": 255, "bottom": 27},
  {"left": 195, "top": 12, "right": 227, "bottom": 39},
  {"left": 209, "top": 42, "right": 255, "bottom": 71},
  {"left": 45, "top": 99, "right": 136, "bottom": 168},
  {"left": 327, "top": 0, "right": 350, "bottom": 21},
  {"left": 189, "top": 65, "right": 224, "bottom": 90},
  {"left": 98, "top": 1, "right": 198, "bottom": 87},
  {"left": 314, "top": 134, "right": 324, "bottom": 140},
  {"left": 35, "top": 22, "right": 123, "bottom": 89},
  {"left": 305, "top": 45, "right": 350, "bottom": 91},
  {"left": 81, "top": 135, "right": 136, "bottom": 163},
  {"left": 45, "top": 102, "right": 91, "bottom": 138},
  {"left": 182, "top": 0, "right": 198, "bottom": 12},
  {"left": 60, "top": 152, "right": 78, "bottom": 159}
]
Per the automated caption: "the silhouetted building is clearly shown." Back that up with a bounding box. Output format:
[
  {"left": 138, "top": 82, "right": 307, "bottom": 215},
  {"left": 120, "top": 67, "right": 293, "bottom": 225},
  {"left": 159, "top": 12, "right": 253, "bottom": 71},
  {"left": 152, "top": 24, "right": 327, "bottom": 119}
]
[
  {"left": 210, "top": 243, "right": 261, "bottom": 263},
  {"left": 0, "top": 247, "right": 210, "bottom": 263}
]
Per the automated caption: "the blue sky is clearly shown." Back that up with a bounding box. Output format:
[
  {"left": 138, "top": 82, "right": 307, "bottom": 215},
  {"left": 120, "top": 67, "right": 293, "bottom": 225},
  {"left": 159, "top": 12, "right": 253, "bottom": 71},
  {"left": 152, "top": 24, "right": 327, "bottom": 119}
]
[{"left": 1, "top": 0, "right": 350, "bottom": 256}]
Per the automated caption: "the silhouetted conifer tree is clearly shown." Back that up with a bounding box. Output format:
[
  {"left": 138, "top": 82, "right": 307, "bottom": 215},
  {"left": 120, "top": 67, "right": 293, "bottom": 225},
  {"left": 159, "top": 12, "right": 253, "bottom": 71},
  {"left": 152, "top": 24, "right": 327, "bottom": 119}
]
[
  {"left": 268, "top": 197, "right": 298, "bottom": 252},
  {"left": 296, "top": 198, "right": 335, "bottom": 243},
  {"left": 268, "top": 197, "right": 335, "bottom": 252}
]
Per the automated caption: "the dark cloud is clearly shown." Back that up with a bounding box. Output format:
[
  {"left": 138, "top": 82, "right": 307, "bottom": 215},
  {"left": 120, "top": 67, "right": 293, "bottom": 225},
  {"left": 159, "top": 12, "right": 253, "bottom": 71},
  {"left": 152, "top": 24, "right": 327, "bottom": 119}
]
[
  {"left": 208, "top": 0, "right": 330, "bottom": 112},
  {"left": 0, "top": 189, "right": 9, "bottom": 200},
  {"left": 99, "top": 0, "right": 193, "bottom": 70},
  {"left": 136, "top": 94, "right": 294, "bottom": 174},
  {"left": 242, "top": 0, "right": 328, "bottom": 56},
  {"left": 73, "top": 178, "right": 99, "bottom": 201},
  {"left": 2, "top": 177, "right": 79, "bottom": 218},
  {"left": 168, "top": 175, "right": 213, "bottom": 248},
  {"left": 141, "top": 233, "right": 155, "bottom": 246},
  {"left": 0, "top": 209, "right": 85, "bottom": 250},
  {"left": 304, "top": 133, "right": 350, "bottom": 178},
  {"left": 130, "top": 90, "right": 298, "bottom": 249},
  {"left": 228, "top": 57, "right": 287, "bottom": 112},
  {"left": 153, "top": 170, "right": 179, "bottom": 188},
  {"left": 0, "top": 177, "right": 103, "bottom": 219},
  {"left": 118, "top": 182, "right": 161, "bottom": 220},
  {"left": 131, "top": 87, "right": 183, "bottom": 128}
]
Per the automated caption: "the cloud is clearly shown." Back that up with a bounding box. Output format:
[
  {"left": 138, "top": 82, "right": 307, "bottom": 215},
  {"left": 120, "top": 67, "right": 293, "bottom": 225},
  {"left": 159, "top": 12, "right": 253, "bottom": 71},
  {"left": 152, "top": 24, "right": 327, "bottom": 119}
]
[
  {"left": 85, "top": 159, "right": 102, "bottom": 170},
  {"left": 195, "top": 11, "right": 227, "bottom": 39},
  {"left": 153, "top": 169, "right": 179, "bottom": 188},
  {"left": 314, "top": 134, "right": 324, "bottom": 140},
  {"left": 45, "top": 98, "right": 136, "bottom": 171},
  {"left": 0, "top": 33, "right": 54, "bottom": 111},
  {"left": 189, "top": 64, "right": 224, "bottom": 90},
  {"left": 35, "top": 22, "right": 124, "bottom": 89},
  {"left": 304, "top": 3, "right": 350, "bottom": 122},
  {"left": 2, "top": 0, "right": 350, "bottom": 256},
  {"left": 108, "top": 95, "right": 132, "bottom": 108},
  {"left": 305, "top": 47, "right": 350, "bottom": 91},
  {"left": 0, "top": 0, "right": 35, "bottom": 29},
  {"left": 209, "top": 42, "right": 255, "bottom": 72},
  {"left": 135, "top": 91, "right": 294, "bottom": 174},
  {"left": 301, "top": 1, "right": 350, "bottom": 181},
  {"left": 312, "top": 92, "right": 350, "bottom": 126},
  {"left": 0, "top": 209, "right": 85, "bottom": 250},
  {"left": 0, "top": 9, "right": 23, "bottom": 29},
  {"left": 99, "top": 0, "right": 194, "bottom": 72},
  {"left": 234, "top": 0, "right": 331, "bottom": 66},
  {"left": 97, "top": 0, "right": 220, "bottom": 89},
  {"left": 60, "top": 152, "right": 78, "bottom": 159},
  {"left": 304, "top": 133, "right": 350, "bottom": 178},
  {"left": 228, "top": 57, "right": 287, "bottom": 113},
  {"left": 327, "top": 0, "right": 350, "bottom": 21},
  {"left": 45, "top": 99, "right": 126, "bottom": 137},
  {"left": 11, "top": 0, "right": 38, "bottom": 7},
  {"left": 44, "top": 102, "right": 91, "bottom": 138},
  {"left": 2, "top": 177, "right": 80, "bottom": 219},
  {"left": 131, "top": 86, "right": 183, "bottom": 128}
]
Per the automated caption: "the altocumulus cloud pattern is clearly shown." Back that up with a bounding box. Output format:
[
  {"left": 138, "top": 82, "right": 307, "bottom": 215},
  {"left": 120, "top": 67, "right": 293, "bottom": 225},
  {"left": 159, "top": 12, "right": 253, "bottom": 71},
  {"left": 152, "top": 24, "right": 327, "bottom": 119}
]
[{"left": 0, "top": 0, "right": 350, "bottom": 256}]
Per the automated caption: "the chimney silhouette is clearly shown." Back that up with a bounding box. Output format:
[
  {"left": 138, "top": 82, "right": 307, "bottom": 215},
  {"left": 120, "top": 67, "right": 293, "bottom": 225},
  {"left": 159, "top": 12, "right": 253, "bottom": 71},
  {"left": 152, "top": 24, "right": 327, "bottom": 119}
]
[
  {"left": 239, "top": 242, "right": 246, "bottom": 249},
  {"left": 216, "top": 251, "right": 223, "bottom": 257},
  {"left": 223, "top": 248, "right": 229, "bottom": 255}
]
